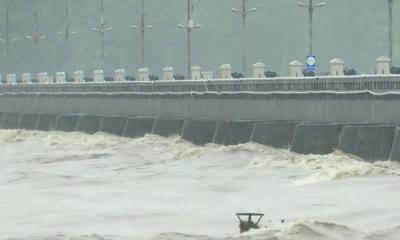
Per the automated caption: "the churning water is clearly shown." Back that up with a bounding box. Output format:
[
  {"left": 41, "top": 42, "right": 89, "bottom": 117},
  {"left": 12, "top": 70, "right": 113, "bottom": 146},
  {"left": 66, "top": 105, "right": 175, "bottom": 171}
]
[{"left": 1, "top": 130, "right": 400, "bottom": 240}]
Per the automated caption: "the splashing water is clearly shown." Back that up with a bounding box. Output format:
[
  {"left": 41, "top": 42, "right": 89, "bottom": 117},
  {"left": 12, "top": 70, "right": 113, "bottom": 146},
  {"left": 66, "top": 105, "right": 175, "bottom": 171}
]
[{"left": 0, "top": 130, "right": 399, "bottom": 240}]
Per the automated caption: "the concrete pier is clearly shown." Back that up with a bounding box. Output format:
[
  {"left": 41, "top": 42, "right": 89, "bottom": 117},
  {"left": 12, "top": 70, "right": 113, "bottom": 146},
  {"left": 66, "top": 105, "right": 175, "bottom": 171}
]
[
  {"left": 251, "top": 122, "right": 297, "bottom": 148},
  {"left": 181, "top": 120, "right": 218, "bottom": 145},
  {"left": 213, "top": 121, "right": 255, "bottom": 146},
  {"left": 339, "top": 125, "right": 396, "bottom": 161},
  {"left": 290, "top": 124, "right": 343, "bottom": 154},
  {"left": 390, "top": 128, "right": 400, "bottom": 162}
]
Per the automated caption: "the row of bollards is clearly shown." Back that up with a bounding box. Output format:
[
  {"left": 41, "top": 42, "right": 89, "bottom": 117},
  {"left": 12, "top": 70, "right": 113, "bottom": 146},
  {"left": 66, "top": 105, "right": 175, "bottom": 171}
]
[{"left": 0, "top": 56, "right": 393, "bottom": 84}]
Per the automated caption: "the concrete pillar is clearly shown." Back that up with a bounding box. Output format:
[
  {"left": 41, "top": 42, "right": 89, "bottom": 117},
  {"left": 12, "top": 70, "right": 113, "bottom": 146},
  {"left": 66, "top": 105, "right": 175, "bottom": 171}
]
[
  {"left": 93, "top": 70, "right": 104, "bottom": 82},
  {"left": 38, "top": 72, "right": 49, "bottom": 84},
  {"left": 376, "top": 56, "right": 391, "bottom": 75},
  {"left": 47, "top": 75, "right": 54, "bottom": 84},
  {"left": 74, "top": 71, "right": 85, "bottom": 83},
  {"left": 202, "top": 71, "right": 214, "bottom": 80},
  {"left": 219, "top": 64, "right": 233, "bottom": 79},
  {"left": 253, "top": 62, "right": 265, "bottom": 79},
  {"left": 0, "top": 74, "right": 2, "bottom": 84},
  {"left": 330, "top": 58, "right": 345, "bottom": 76},
  {"left": 6, "top": 73, "right": 17, "bottom": 84},
  {"left": 22, "top": 73, "right": 32, "bottom": 84},
  {"left": 163, "top": 67, "right": 174, "bottom": 80},
  {"left": 190, "top": 66, "right": 202, "bottom": 80},
  {"left": 289, "top": 60, "right": 303, "bottom": 78},
  {"left": 138, "top": 68, "right": 149, "bottom": 81},
  {"left": 55, "top": 72, "right": 66, "bottom": 83},
  {"left": 114, "top": 69, "right": 126, "bottom": 82}
]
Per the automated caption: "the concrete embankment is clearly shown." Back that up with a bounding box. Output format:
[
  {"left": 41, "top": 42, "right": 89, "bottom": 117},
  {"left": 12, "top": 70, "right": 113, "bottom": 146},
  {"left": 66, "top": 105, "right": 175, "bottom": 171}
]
[
  {"left": 123, "top": 118, "right": 155, "bottom": 138},
  {"left": 19, "top": 113, "right": 39, "bottom": 130},
  {"left": 339, "top": 125, "right": 396, "bottom": 161},
  {"left": 36, "top": 114, "right": 58, "bottom": 131},
  {"left": 76, "top": 115, "right": 103, "bottom": 134},
  {"left": 152, "top": 119, "right": 185, "bottom": 137},
  {"left": 100, "top": 116, "right": 128, "bottom": 136},
  {"left": 251, "top": 122, "right": 297, "bottom": 149},
  {"left": 290, "top": 124, "right": 343, "bottom": 154},
  {"left": 182, "top": 120, "right": 218, "bottom": 146},
  {"left": 213, "top": 121, "right": 255, "bottom": 146},
  {"left": 1, "top": 111, "right": 400, "bottom": 162}
]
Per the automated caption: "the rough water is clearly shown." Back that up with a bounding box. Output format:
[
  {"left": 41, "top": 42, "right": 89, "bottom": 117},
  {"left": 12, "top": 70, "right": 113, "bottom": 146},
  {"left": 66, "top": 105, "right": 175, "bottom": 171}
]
[{"left": 1, "top": 130, "right": 400, "bottom": 240}]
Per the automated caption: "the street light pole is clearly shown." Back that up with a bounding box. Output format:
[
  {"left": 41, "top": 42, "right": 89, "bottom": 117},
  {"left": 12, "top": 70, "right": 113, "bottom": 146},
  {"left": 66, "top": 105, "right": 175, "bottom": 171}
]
[
  {"left": 178, "top": 0, "right": 200, "bottom": 79},
  {"left": 92, "top": 0, "right": 113, "bottom": 71},
  {"left": 0, "top": 8, "right": 17, "bottom": 72},
  {"left": 389, "top": 0, "right": 394, "bottom": 66},
  {"left": 232, "top": 0, "right": 256, "bottom": 78},
  {"left": 26, "top": 11, "right": 46, "bottom": 75},
  {"left": 57, "top": 0, "right": 77, "bottom": 79},
  {"left": 297, "top": 0, "right": 325, "bottom": 56},
  {"left": 132, "top": 0, "right": 154, "bottom": 68}
]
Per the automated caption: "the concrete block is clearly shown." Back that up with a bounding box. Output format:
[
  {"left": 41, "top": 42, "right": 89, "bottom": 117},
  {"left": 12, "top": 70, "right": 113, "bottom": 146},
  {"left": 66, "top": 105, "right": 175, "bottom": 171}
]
[
  {"left": 114, "top": 69, "right": 126, "bottom": 82},
  {"left": 22, "top": 73, "right": 32, "bottom": 84},
  {"left": 163, "top": 67, "right": 174, "bottom": 80},
  {"left": 330, "top": 58, "right": 345, "bottom": 76},
  {"left": 138, "top": 68, "right": 149, "bottom": 81},
  {"left": 213, "top": 121, "right": 255, "bottom": 146},
  {"left": 253, "top": 62, "right": 265, "bottom": 78},
  {"left": 0, "top": 112, "right": 20, "bottom": 129},
  {"left": 6, "top": 73, "right": 17, "bottom": 85},
  {"left": 191, "top": 66, "right": 202, "bottom": 80},
  {"left": 93, "top": 70, "right": 104, "bottom": 82},
  {"left": 19, "top": 113, "right": 39, "bottom": 130},
  {"left": 55, "top": 115, "right": 80, "bottom": 132},
  {"left": 123, "top": 117, "right": 155, "bottom": 138},
  {"left": 99, "top": 116, "right": 128, "bottom": 136},
  {"left": 289, "top": 60, "right": 303, "bottom": 78},
  {"left": 219, "top": 64, "right": 233, "bottom": 79},
  {"left": 76, "top": 115, "right": 102, "bottom": 134},
  {"left": 38, "top": 72, "right": 49, "bottom": 84},
  {"left": 36, "top": 114, "right": 58, "bottom": 131},
  {"left": 251, "top": 122, "right": 297, "bottom": 148},
  {"left": 55, "top": 72, "right": 66, "bottom": 83},
  {"left": 74, "top": 71, "right": 85, "bottom": 83},
  {"left": 152, "top": 118, "right": 185, "bottom": 137},
  {"left": 182, "top": 120, "right": 218, "bottom": 145},
  {"left": 290, "top": 123, "right": 343, "bottom": 154},
  {"left": 339, "top": 125, "right": 396, "bottom": 161},
  {"left": 376, "top": 56, "right": 391, "bottom": 75}
]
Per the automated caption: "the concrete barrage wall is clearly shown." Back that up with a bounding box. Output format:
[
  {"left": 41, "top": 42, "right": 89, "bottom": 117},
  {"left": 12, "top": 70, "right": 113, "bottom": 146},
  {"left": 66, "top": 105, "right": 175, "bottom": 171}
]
[{"left": 1, "top": 112, "right": 399, "bottom": 163}]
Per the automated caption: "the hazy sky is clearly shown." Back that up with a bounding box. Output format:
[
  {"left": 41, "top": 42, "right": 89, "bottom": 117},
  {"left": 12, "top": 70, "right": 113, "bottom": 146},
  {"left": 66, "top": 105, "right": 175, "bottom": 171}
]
[{"left": 0, "top": 0, "right": 396, "bottom": 78}]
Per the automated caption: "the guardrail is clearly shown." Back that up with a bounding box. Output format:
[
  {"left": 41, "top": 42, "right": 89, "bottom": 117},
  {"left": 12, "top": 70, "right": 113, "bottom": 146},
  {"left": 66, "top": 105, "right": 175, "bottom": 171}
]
[{"left": 1, "top": 75, "right": 400, "bottom": 93}]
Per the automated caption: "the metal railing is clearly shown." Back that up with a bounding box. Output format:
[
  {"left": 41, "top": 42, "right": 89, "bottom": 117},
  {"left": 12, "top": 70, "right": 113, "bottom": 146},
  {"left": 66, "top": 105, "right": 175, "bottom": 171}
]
[{"left": 1, "top": 75, "right": 400, "bottom": 94}]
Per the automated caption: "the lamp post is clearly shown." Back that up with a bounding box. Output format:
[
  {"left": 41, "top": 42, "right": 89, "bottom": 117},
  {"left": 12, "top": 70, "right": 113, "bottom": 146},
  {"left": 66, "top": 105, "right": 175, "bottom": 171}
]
[
  {"left": 26, "top": 11, "right": 46, "bottom": 75},
  {"left": 297, "top": 0, "right": 326, "bottom": 57},
  {"left": 57, "top": 0, "right": 77, "bottom": 79},
  {"left": 178, "top": 0, "right": 201, "bottom": 79},
  {"left": 232, "top": 0, "right": 256, "bottom": 78},
  {"left": 92, "top": 0, "right": 113, "bottom": 71},
  {"left": 132, "top": 0, "right": 154, "bottom": 68},
  {"left": 389, "top": 0, "right": 394, "bottom": 66},
  {"left": 0, "top": 8, "right": 17, "bottom": 73}
]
